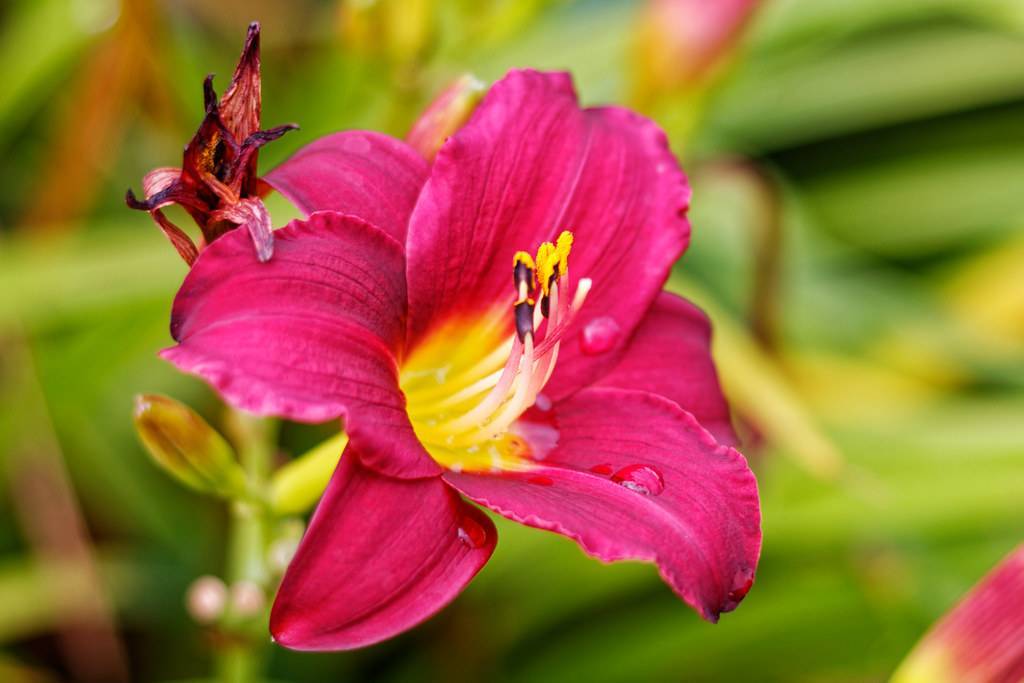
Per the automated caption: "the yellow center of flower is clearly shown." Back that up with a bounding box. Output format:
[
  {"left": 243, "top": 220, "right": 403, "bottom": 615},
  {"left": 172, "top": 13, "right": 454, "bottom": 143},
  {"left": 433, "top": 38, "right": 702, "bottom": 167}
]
[{"left": 400, "top": 231, "right": 590, "bottom": 472}]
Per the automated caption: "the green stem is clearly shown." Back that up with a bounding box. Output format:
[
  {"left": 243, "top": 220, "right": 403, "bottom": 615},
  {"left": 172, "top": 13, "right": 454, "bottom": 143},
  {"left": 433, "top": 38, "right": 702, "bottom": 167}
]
[{"left": 218, "top": 410, "right": 278, "bottom": 683}]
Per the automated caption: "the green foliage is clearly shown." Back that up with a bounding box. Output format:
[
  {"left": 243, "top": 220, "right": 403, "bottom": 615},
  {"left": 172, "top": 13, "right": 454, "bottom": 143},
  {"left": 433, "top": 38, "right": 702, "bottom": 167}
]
[{"left": 0, "top": 0, "right": 1022, "bottom": 681}]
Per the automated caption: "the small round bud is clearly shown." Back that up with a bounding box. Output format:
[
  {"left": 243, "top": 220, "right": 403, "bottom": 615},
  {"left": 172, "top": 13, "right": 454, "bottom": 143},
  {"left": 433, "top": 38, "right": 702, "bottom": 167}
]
[{"left": 186, "top": 575, "right": 228, "bottom": 624}]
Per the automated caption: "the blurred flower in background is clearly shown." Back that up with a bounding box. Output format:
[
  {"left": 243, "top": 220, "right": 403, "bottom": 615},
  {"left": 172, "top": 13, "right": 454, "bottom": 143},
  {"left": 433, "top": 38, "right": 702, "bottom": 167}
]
[
  {"left": 1, "top": 0, "right": 1023, "bottom": 681},
  {"left": 892, "top": 544, "right": 1024, "bottom": 683}
]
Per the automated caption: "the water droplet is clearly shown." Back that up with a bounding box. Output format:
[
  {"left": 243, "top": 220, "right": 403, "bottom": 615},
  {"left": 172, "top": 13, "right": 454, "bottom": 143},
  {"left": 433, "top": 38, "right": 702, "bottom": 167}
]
[
  {"left": 457, "top": 515, "right": 488, "bottom": 548},
  {"left": 580, "top": 316, "right": 621, "bottom": 355},
  {"left": 611, "top": 464, "right": 665, "bottom": 496},
  {"left": 723, "top": 570, "right": 755, "bottom": 611},
  {"left": 527, "top": 475, "right": 554, "bottom": 486},
  {"left": 534, "top": 393, "right": 552, "bottom": 412},
  {"left": 589, "top": 463, "right": 613, "bottom": 475}
]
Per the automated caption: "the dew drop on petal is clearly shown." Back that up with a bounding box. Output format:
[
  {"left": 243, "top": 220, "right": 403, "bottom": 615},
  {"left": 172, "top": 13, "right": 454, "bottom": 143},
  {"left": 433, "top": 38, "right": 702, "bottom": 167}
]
[
  {"left": 580, "top": 316, "right": 621, "bottom": 355},
  {"left": 534, "top": 393, "right": 552, "bottom": 412},
  {"left": 611, "top": 464, "right": 665, "bottom": 496},
  {"left": 589, "top": 463, "right": 614, "bottom": 475},
  {"left": 457, "top": 515, "right": 488, "bottom": 548},
  {"left": 723, "top": 570, "right": 755, "bottom": 611}
]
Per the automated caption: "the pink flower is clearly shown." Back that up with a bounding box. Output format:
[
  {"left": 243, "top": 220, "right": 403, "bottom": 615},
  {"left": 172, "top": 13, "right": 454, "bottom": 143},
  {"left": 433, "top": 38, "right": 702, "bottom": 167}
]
[
  {"left": 126, "top": 23, "right": 296, "bottom": 265},
  {"left": 893, "top": 544, "right": 1024, "bottom": 683},
  {"left": 162, "top": 69, "right": 762, "bottom": 650}
]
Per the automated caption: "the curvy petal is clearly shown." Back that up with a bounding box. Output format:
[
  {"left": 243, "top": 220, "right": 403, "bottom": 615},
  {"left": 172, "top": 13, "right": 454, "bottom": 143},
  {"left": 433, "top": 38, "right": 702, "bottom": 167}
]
[
  {"left": 592, "top": 291, "right": 737, "bottom": 445},
  {"left": 264, "top": 131, "right": 429, "bottom": 244},
  {"left": 162, "top": 211, "right": 439, "bottom": 478},
  {"left": 405, "top": 69, "right": 691, "bottom": 384},
  {"left": 271, "top": 452, "right": 496, "bottom": 651},
  {"left": 142, "top": 167, "right": 181, "bottom": 199},
  {"left": 444, "top": 387, "right": 760, "bottom": 621}
]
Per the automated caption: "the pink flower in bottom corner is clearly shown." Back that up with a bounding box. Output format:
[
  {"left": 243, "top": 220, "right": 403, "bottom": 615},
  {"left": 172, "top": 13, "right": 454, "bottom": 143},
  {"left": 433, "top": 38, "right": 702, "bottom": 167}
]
[
  {"left": 893, "top": 543, "right": 1024, "bottom": 683},
  {"left": 160, "top": 68, "right": 762, "bottom": 650}
]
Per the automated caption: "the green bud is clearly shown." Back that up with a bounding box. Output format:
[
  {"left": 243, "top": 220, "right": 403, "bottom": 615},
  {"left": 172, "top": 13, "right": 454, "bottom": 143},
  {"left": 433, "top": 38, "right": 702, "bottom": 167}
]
[
  {"left": 133, "top": 394, "right": 249, "bottom": 499},
  {"left": 269, "top": 432, "right": 347, "bottom": 515},
  {"left": 406, "top": 74, "right": 486, "bottom": 161}
]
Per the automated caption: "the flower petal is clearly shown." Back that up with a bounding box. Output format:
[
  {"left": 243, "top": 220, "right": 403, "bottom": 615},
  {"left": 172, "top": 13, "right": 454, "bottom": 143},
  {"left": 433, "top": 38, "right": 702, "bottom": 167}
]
[
  {"left": 444, "top": 387, "right": 761, "bottom": 621},
  {"left": 264, "top": 131, "right": 429, "bottom": 243},
  {"left": 219, "top": 21, "right": 262, "bottom": 143},
  {"left": 162, "top": 210, "right": 439, "bottom": 478},
  {"left": 405, "top": 69, "right": 690, "bottom": 367},
  {"left": 271, "top": 452, "right": 496, "bottom": 651},
  {"left": 142, "top": 166, "right": 181, "bottom": 199},
  {"left": 591, "top": 291, "right": 737, "bottom": 445}
]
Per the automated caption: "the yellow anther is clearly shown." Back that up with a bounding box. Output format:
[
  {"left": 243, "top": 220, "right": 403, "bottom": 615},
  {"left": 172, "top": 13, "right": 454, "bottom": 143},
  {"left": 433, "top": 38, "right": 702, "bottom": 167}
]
[
  {"left": 555, "top": 231, "right": 573, "bottom": 275},
  {"left": 512, "top": 251, "right": 536, "bottom": 270},
  {"left": 534, "top": 231, "right": 574, "bottom": 296},
  {"left": 535, "top": 242, "right": 557, "bottom": 295}
]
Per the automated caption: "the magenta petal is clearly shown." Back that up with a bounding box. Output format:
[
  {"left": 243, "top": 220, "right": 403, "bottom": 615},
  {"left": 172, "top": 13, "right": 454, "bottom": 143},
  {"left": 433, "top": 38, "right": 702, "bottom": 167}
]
[
  {"left": 405, "top": 69, "right": 690, "bottom": 359},
  {"left": 593, "top": 292, "right": 737, "bottom": 445},
  {"left": 162, "top": 211, "right": 439, "bottom": 478},
  {"left": 264, "top": 131, "right": 429, "bottom": 243},
  {"left": 444, "top": 387, "right": 761, "bottom": 621},
  {"left": 271, "top": 453, "right": 496, "bottom": 651}
]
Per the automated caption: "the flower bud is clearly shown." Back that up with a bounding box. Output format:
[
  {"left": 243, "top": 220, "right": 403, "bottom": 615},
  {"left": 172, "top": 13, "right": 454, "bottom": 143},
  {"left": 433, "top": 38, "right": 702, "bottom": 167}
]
[
  {"left": 406, "top": 74, "right": 486, "bottom": 161},
  {"left": 634, "top": 0, "right": 760, "bottom": 103},
  {"left": 186, "top": 575, "right": 228, "bottom": 624},
  {"left": 268, "top": 432, "right": 347, "bottom": 515},
  {"left": 133, "top": 394, "right": 249, "bottom": 499}
]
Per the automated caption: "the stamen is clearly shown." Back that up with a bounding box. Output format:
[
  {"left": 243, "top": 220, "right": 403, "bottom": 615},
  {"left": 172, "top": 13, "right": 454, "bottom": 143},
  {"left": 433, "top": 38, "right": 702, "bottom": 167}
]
[
  {"left": 405, "top": 230, "right": 593, "bottom": 464},
  {"left": 515, "top": 300, "right": 535, "bottom": 342},
  {"left": 435, "top": 338, "right": 525, "bottom": 434},
  {"left": 536, "top": 242, "right": 557, "bottom": 296},
  {"left": 512, "top": 251, "right": 537, "bottom": 342}
]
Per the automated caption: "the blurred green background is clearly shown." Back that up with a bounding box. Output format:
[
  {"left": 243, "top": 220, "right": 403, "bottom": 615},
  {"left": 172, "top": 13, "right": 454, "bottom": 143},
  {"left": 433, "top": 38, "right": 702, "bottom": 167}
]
[{"left": 1, "top": 0, "right": 1023, "bottom": 681}]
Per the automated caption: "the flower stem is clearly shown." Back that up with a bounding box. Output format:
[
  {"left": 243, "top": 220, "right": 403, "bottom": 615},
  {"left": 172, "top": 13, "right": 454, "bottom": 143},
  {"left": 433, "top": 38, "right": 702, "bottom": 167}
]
[{"left": 219, "top": 409, "right": 278, "bottom": 683}]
